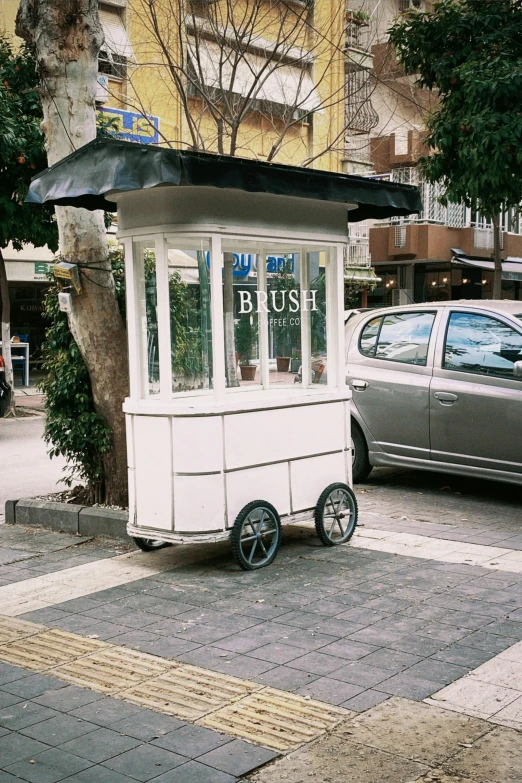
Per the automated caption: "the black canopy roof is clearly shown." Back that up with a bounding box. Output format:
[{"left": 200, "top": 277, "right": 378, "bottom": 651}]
[{"left": 26, "top": 138, "right": 422, "bottom": 222}]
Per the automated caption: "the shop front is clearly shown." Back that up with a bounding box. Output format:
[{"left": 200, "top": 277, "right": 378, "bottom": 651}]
[{"left": 370, "top": 256, "right": 522, "bottom": 307}]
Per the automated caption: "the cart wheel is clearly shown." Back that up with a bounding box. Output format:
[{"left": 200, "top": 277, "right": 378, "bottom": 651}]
[
  {"left": 133, "top": 537, "right": 171, "bottom": 552},
  {"left": 231, "top": 501, "right": 281, "bottom": 571},
  {"left": 314, "top": 483, "right": 357, "bottom": 547}
]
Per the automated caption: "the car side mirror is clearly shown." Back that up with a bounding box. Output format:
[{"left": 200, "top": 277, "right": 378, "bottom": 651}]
[{"left": 514, "top": 361, "right": 522, "bottom": 378}]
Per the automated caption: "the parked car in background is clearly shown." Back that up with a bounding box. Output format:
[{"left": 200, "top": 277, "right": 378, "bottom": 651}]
[{"left": 346, "top": 301, "right": 522, "bottom": 486}]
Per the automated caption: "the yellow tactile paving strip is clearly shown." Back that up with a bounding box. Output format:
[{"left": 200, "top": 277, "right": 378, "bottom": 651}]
[
  {"left": 200, "top": 688, "right": 348, "bottom": 751},
  {"left": 0, "top": 629, "right": 108, "bottom": 672},
  {"left": 0, "top": 615, "right": 351, "bottom": 751},
  {"left": 123, "top": 664, "right": 261, "bottom": 721},
  {"left": 54, "top": 646, "right": 175, "bottom": 694},
  {"left": 0, "top": 616, "right": 45, "bottom": 645}
]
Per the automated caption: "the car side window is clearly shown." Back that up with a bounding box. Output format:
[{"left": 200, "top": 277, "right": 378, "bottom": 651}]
[
  {"left": 359, "top": 311, "right": 436, "bottom": 365},
  {"left": 359, "top": 316, "right": 382, "bottom": 357},
  {"left": 444, "top": 311, "right": 522, "bottom": 379}
]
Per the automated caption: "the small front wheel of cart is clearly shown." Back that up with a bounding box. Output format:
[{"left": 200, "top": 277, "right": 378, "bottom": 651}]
[
  {"left": 314, "top": 483, "right": 358, "bottom": 547},
  {"left": 231, "top": 501, "right": 281, "bottom": 571},
  {"left": 133, "top": 537, "right": 171, "bottom": 552}
]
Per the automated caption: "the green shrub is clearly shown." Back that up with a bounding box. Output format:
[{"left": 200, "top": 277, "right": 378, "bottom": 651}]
[{"left": 39, "top": 244, "right": 125, "bottom": 502}]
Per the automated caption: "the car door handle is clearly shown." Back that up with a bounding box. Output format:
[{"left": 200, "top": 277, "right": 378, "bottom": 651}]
[
  {"left": 434, "top": 391, "right": 458, "bottom": 405},
  {"left": 351, "top": 379, "right": 369, "bottom": 391}
]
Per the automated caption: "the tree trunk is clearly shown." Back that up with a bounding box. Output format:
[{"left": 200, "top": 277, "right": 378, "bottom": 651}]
[
  {"left": 0, "top": 249, "right": 16, "bottom": 417},
  {"left": 16, "top": 1, "right": 129, "bottom": 505},
  {"left": 492, "top": 214, "right": 503, "bottom": 300}
]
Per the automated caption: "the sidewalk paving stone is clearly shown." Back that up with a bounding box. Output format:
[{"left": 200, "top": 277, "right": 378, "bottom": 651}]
[
  {"left": 296, "top": 676, "right": 364, "bottom": 705},
  {"left": 152, "top": 760, "right": 237, "bottom": 782},
  {"left": 0, "top": 733, "right": 50, "bottom": 767},
  {"left": 2, "top": 675, "right": 67, "bottom": 700},
  {"left": 20, "top": 715, "right": 99, "bottom": 746},
  {"left": 252, "top": 664, "right": 318, "bottom": 691},
  {"left": 59, "top": 727, "right": 141, "bottom": 763},
  {"left": 0, "top": 664, "right": 30, "bottom": 686},
  {"left": 32, "top": 685, "right": 104, "bottom": 712},
  {"left": 109, "top": 711, "right": 185, "bottom": 742},
  {"left": 68, "top": 697, "right": 143, "bottom": 727},
  {"left": 5, "top": 747, "right": 93, "bottom": 783},
  {"left": 377, "top": 673, "right": 446, "bottom": 701},
  {"left": 0, "top": 702, "right": 60, "bottom": 731},
  {"left": 197, "top": 739, "right": 277, "bottom": 777},
  {"left": 152, "top": 725, "right": 233, "bottom": 758},
  {"left": 101, "top": 743, "right": 188, "bottom": 781}
]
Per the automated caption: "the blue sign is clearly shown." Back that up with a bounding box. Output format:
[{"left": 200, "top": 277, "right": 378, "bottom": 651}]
[
  {"left": 205, "top": 252, "right": 294, "bottom": 277},
  {"left": 97, "top": 107, "right": 160, "bottom": 144}
]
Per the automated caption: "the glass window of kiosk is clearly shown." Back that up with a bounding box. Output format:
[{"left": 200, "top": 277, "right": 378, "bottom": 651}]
[
  {"left": 134, "top": 235, "right": 335, "bottom": 400},
  {"left": 220, "top": 240, "right": 331, "bottom": 390}
]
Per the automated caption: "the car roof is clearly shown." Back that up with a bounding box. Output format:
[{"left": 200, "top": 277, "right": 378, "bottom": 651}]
[{"left": 345, "top": 300, "right": 522, "bottom": 329}]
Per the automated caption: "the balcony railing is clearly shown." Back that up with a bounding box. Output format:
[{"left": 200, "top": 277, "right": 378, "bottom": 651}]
[
  {"left": 473, "top": 227, "right": 504, "bottom": 250},
  {"left": 394, "top": 225, "right": 407, "bottom": 248},
  {"left": 347, "top": 243, "right": 371, "bottom": 268}
]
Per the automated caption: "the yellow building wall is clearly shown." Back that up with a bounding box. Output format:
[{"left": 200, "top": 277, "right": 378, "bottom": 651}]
[{"left": 1, "top": 0, "right": 345, "bottom": 173}]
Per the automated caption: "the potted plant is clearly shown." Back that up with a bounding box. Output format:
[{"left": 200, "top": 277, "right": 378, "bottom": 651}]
[{"left": 235, "top": 314, "right": 257, "bottom": 381}]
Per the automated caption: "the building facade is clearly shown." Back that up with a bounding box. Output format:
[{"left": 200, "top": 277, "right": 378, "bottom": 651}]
[
  {"left": 342, "top": 0, "right": 522, "bottom": 306},
  {"left": 1, "top": 0, "right": 352, "bottom": 359}
]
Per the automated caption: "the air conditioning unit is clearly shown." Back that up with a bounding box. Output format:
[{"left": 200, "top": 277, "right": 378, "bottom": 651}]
[
  {"left": 96, "top": 74, "right": 109, "bottom": 105},
  {"left": 391, "top": 288, "right": 411, "bottom": 306}
]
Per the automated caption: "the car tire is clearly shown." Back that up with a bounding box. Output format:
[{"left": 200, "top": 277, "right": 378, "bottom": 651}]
[
  {"left": 351, "top": 420, "right": 372, "bottom": 483},
  {"left": 133, "top": 537, "right": 171, "bottom": 552}
]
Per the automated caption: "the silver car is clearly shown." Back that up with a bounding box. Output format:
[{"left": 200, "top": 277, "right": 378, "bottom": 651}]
[{"left": 347, "top": 301, "right": 522, "bottom": 486}]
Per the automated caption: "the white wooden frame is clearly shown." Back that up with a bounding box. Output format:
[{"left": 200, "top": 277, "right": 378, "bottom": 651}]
[{"left": 126, "top": 229, "right": 346, "bottom": 405}]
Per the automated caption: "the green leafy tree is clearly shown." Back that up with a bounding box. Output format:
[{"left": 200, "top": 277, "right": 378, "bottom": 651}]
[
  {"left": 389, "top": 0, "right": 522, "bottom": 298},
  {"left": 0, "top": 35, "right": 57, "bottom": 415}
]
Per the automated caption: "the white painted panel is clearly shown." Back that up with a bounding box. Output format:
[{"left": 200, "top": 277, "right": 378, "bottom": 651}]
[
  {"left": 172, "top": 416, "right": 223, "bottom": 474},
  {"left": 224, "top": 402, "right": 345, "bottom": 470},
  {"left": 290, "top": 452, "right": 347, "bottom": 512},
  {"left": 174, "top": 474, "right": 225, "bottom": 532},
  {"left": 134, "top": 416, "right": 173, "bottom": 531},
  {"left": 226, "top": 463, "right": 291, "bottom": 526},
  {"left": 125, "top": 414, "right": 135, "bottom": 469},
  {"left": 128, "top": 468, "right": 136, "bottom": 526}
]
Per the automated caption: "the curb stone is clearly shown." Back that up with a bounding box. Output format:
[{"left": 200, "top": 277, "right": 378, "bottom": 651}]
[{"left": 5, "top": 499, "right": 130, "bottom": 540}]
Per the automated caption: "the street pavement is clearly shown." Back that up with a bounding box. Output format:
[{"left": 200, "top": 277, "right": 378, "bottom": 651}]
[{"left": 0, "top": 466, "right": 520, "bottom": 781}]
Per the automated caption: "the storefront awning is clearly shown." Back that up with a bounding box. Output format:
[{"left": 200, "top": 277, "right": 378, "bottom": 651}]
[
  {"left": 344, "top": 266, "right": 382, "bottom": 284},
  {"left": 187, "top": 38, "right": 321, "bottom": 113},
  {"left": 451, "top": 250, "right": 522, "bottom": 282},
  {"left": 26, "top": 138, "right": 423, "bottom": 223},
  {"left": 99, "top": 7, "right": 135, "bottom": 60}
]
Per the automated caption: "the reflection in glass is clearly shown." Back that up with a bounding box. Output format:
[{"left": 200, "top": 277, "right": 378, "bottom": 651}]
[
  {"left": 359, "top": 316, "right": 382, "bottom": 357},
  {"left": 444, "top": 312, "right": 522, "bottom": 378},
  {"left": 268, "top": 256, "right": 302, "bottom": 383},
  {"left": 376, "top": 311, "right": 435, "bottom": 365},
  {"left": 168, "top": 239, "right": 212, "bottom": 392},
  {"left": 135, "top": 240, "right": 160, "bottom": 396}
]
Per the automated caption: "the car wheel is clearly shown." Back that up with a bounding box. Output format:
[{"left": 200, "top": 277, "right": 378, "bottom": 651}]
[
  {"left": 133, "top": 537, "right": 171, "bottom": 552},
  {"left": 351, "top": 420, "right": 372, "bottom": 483}
]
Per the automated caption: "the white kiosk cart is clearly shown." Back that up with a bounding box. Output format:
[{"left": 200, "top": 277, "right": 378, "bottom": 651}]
[{"left": 27, "top": 140, "right": 422, "bottom": 569}]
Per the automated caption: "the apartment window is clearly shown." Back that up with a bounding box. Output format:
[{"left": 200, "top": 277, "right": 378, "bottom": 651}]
[
  {"left": 345, "top": 67, "right": 378, "bottom": 133},
  {"left": 185, "top": 36, "right": 320, "bottom": 120},
  {"left": 98, "top": 5, "right": 134, "bottom": 81},
  {"left": 398, "top": 0, "right": 423, "bottom": 11}
]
